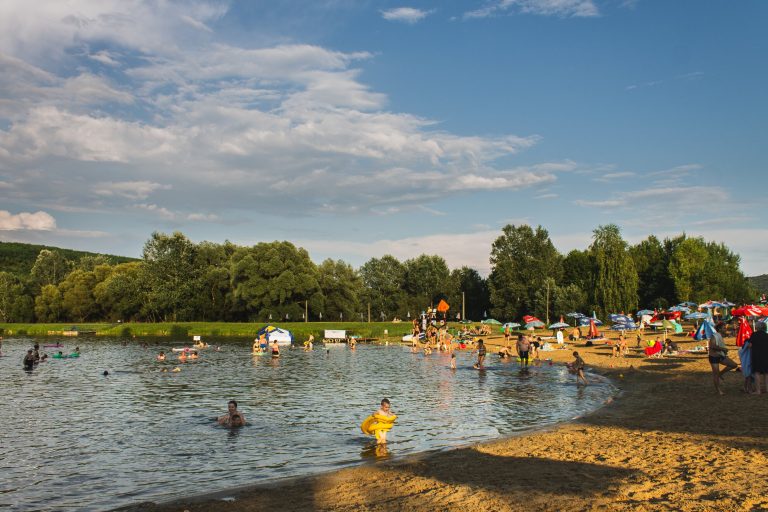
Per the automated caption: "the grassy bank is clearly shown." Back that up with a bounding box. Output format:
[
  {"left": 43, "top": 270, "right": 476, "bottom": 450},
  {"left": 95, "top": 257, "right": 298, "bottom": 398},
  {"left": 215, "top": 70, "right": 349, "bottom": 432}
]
[{"left": 0, "top": 321, "right": 417, "bottom": 341}]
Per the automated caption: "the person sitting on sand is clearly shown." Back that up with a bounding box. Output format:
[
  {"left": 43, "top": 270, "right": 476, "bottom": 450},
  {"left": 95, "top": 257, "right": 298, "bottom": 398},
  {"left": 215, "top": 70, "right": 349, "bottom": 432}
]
[
  {"left": 218, "top": 400, "right": 247, "bottom": 426},
  {"left": 568, "top": 351, "right": 588, "bottom": 386},
  {"left": 708, "top": 322, "right": 738, "bottom": 395}
]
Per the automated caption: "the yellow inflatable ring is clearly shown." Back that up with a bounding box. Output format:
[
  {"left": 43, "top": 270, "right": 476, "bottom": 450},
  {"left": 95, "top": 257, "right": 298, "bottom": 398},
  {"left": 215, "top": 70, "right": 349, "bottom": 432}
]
[{"left": 360, "top": 413, "right": 397, "bottom": 439}]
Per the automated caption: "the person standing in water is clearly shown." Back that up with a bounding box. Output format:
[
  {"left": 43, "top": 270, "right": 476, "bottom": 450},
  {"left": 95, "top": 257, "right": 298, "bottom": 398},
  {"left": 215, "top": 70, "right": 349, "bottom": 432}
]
[
  {"left": 569, "top": 351, "right": 588, "bottom": 386},
  {"left": 23, "top": 349, "right": 35, "bottom": 371},
  {"left": 271, "top": 339, "right": 280, "bottom": 357},
  {"left": 516, "top": 334, "right": 530, "bottom": 367},
  {"left": 374, "top": 398, "right": 396, "bottom": 445},
  {"left": 218, "top": 400, "right": 247, "bottom": 426},
  {"left": 473, "top": 339, "right": 486, "bottom": 369}
]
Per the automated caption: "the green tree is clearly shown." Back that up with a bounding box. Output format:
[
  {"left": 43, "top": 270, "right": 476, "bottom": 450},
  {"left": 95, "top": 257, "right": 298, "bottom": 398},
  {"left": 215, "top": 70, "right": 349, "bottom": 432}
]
[
  {"left": 589, "top": 224, "right": 638, "bottom": 316},
  {"left": 317, "top": 259, "right": 363, "bottom": 321},
  {"left": 35, "top": 284, "right": 63, "bottom": 322},
  {"left": 359, "top": 255, "right": 406, "bottom": 321},
  {"left": 488, "top": 224, "right": 563, "bottom": 321},
  {"left": 553, "top": 283, "right": 588, "bottom": 318},
  {"left": 562, "top": 249, "right": 593, "bottom": 292},
  {"left": 446, "top": 267, "right": 489, "bottom": 322},
  {"left": 189, "top": 241, "right": 235, "bottom": 321},
  {"left": 93, "top": 262, "right": 146, "bottom": 321},
  {"left": 0, "top": 272, "right": 34, "bottom": 322},
  {"left": 230, "top": 241, "right": 322, "bottom": 321},
  {"left": 629, "top": 235, "right": 674, "bottom": 309},
  {"left": 403, "top": 255, "right": 451, "bottom": 316},
  {"left": 30, "top": 249, "right": 71, "bottom": 292},
  {"left": 142, "top": 232, "right": 199, "bottom": 321}
]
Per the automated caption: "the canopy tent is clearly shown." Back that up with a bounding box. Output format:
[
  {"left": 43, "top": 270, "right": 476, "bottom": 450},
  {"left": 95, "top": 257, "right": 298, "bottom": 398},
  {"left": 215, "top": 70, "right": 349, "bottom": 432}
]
[{"left": 256, "top": 325, "right": 294, "bottom": 345}]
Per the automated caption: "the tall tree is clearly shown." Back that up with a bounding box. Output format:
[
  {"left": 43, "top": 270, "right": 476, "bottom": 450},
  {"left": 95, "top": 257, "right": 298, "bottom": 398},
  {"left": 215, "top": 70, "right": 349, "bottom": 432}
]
[
  {"left": 403, "top": 255, "right": 451, "bottom": 314},
  {"left": 142, "top": 232, "right": 199, "bottom": 321},
  {"left": 589, "top": 224, "right": 638, "bottom": 316},
  {"left": 359, "top": 255, "right": 406, "bottom": 321},
  {"left": 30, "top": 249, "right": 71, "bottom": 292},
  {"left": 447, "top": 267, "right": 489, "bottom": 322},
  {"left": 34, "top": 284, "right": 63, "bottom": 322},
  {"left": 93, "top": 262, "right": 146, "bottom": 322},
  {"left": 629, "top": 235, "right": 673, "bottom": 309},
  {"left": 317, "top": 259, "right": 363, "bottom": 321},
  {"left": 0, "top": 272, "right": 34, "bottom": 322},
  {"left": 488, "top": 224, "right": 563, "bottom": 321}
]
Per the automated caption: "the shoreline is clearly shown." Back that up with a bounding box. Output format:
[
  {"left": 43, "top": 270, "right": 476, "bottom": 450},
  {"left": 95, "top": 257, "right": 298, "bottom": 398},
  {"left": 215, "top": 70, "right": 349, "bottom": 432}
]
[{"left": 119, "top": 334, "right": 768, "bottom": 511}]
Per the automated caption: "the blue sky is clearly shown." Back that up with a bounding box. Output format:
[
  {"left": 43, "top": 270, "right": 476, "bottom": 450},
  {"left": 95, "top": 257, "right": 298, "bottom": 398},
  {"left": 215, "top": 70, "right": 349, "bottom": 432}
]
[{"left": 1, "top": 0, "right": 766, "bottom": 276}]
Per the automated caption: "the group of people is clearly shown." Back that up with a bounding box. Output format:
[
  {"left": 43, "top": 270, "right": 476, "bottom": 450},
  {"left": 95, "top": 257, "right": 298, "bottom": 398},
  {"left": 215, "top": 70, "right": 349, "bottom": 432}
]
[
  {"left": 708, "top": 320, "right": 768, "bottom": 395},
  {"left": 22, "top": 342, "right": 80, "bottom": 370}
]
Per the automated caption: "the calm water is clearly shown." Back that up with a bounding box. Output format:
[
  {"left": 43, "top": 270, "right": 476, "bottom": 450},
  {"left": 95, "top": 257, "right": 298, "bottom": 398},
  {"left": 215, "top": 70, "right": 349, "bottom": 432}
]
[{"left": 0, "top": 337, "right": 615, "bottom": 511}]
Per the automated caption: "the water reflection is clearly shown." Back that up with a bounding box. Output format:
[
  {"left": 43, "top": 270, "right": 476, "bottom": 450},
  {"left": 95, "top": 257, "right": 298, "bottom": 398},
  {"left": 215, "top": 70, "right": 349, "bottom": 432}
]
[{"left": 0, "top": 337, "right": 614, "bottom": 512}]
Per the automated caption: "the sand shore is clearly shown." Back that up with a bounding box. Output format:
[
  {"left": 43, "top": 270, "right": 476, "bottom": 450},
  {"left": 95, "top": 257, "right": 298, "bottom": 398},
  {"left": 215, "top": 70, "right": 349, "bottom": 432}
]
[{"left": 122, "top": 333, "right": 768, "bottom": 512}]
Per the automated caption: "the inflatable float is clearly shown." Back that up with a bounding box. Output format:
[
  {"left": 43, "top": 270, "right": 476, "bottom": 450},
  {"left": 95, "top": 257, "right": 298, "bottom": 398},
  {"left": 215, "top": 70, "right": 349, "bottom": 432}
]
[
  {"left": 52, "top": 353, "right": 80, "bottom": 359},
  {"left": 360, "top": 413, "right": 397, "bottom": 442},
  {"left": 171, "top": 347, "right": 195, "bottom": 353}
]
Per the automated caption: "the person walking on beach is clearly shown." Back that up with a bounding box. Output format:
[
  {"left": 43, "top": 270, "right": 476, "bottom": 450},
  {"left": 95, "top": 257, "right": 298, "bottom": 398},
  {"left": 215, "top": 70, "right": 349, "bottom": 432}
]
[
  {"left": 747, "top": 321, "right": 768, "bottom": 394},
  {"left": 708, "top": 322, "right": 739, "bottom": 395},
  {"left": 569, "top": 351, "right": 588, "bottom": 386},
  {"left": 473, "top": 339, "right": 486, "bottom": 369}
]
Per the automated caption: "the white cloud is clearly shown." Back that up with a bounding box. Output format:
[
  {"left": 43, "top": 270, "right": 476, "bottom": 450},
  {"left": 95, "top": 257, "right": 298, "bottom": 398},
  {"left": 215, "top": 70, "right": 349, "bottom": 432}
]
[
  {"left": 88, "top": 50, "right": 120, "bottom": 67},
  {"left": 465, "top": 0, "right": 598, "bottom": 19},
  {"left": 594, "top": 171, "right": 635, "bottom": 182},
  {"left": 0, "top": 210, "right": 56, "bottom": 230},
  {"left": 381, "top": 7, "right": 432, "bottom": 24},
  {"left": 92, "top": 181, "right": 171, "bottom": 200}
]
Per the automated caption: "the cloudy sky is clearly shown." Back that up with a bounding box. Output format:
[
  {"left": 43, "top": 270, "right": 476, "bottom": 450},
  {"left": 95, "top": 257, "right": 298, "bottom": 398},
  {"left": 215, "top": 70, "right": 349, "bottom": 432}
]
[{"left": 1, "top": 0, "right": 766, "bottom": 276}]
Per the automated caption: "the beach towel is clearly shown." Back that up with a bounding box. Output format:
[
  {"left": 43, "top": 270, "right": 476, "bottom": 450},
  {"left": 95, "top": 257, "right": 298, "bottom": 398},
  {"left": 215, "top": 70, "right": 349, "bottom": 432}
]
[{"left": 739, "top": 344, "right": 752, "bottom": 377}]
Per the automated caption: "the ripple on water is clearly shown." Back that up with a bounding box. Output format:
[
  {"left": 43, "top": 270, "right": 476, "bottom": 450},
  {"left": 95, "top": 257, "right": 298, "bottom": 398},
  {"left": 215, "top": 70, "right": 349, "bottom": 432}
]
[{"left": 0, "top": 338, "right": 614, "bottom": 511}]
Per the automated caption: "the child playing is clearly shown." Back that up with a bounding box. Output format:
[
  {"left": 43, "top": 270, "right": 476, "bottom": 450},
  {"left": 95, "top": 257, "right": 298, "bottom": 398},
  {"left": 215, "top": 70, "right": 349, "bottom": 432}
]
[{"left": 568, "top": 351, "right": 588, "bottom": 386}]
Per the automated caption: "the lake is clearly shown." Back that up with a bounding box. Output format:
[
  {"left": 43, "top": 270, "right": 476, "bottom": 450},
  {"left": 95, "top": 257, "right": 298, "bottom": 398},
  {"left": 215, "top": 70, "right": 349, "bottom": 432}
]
[{"left": 0, "top": 336, "right": 615, "bottom": 511}]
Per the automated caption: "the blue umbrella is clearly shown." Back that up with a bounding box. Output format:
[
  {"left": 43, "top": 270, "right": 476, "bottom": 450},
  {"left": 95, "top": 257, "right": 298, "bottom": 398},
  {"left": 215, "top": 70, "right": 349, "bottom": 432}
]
[
  {"left": 669, "top": 306, "right": 691, "bottom": 313},
  {"left": 578, "top": 317, "right": 603, "bottom": 326},
  {"left": 678, "top": 301, "right": 698, "bottom": 308},
  {"left": 636, "top": 309, "right": 654, "bottom": 317},
  {"left": 609, "top": 314, "right": 633, "bottom": 323},
  {"left": 693, "top": 320, "right": 715, "bottom": 340},
  {"left": 525, "top": 320, "right": 545, "bottom": 329},
  {"left": 566, "top": 312, "right": 585, "bottom": 318},
  {"left": 611, "top": 322, "right": 637, "bottom": 331},
  {"left": 548, "top": 322, "right": 570, "bottom": 329},
  {"left": 685, "top": 312, "right": 711, "bottom": 320},
  {"left": 502, "top": 322, "right": 521, "bottom": 329}
]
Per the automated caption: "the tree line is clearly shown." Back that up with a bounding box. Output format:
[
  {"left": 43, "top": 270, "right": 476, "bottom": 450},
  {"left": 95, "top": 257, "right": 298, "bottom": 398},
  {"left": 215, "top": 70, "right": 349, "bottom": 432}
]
[{"left": 0, "top": 224, "right": 756, "bottom": 324}]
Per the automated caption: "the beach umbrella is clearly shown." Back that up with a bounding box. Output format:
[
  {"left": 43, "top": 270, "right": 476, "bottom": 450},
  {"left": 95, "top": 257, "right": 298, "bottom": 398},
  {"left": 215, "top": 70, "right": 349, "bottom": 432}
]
[
  {"left": 523, "top": 315, "right": 541, "bottom": 324},
  {"left": 684, "top": 312, "right": 711, "bottom": 320},
  {"left": 678, "top": 301, "right": 698, "bottom": 308},
  {"left": 732, "top": 305, "right": 767, "bottom": 317},
  {"left": 578, "top": 317, "right": 603, "bottom": 327},
  {"left": 636, "top": 309, "right": 654, "bottom": 317},
  {"left": 500, "top": 322, "right": 521, "bottom": 332},
  {"left": 693, "top": 320, "right": 715, "bottom": 340},
  {"left": 609, "top": 314, "right": 633, "bottom": 323},
  {"left": 525, "top": 320, "right": 545, "bottom": 329},
  {"left": 735, "top": 316, "right": 752, "bottom": 347},
  {"left": 481, "top": 318, "right": 502, "bottom": 325},
  {"left": 548, "top": 322, "right": 570, "bottom": 329},
  {"left": 611, "top": 322, "right": 637, "bottom": 331},
  {"left": 587, "top": 319, "right": 600, "bottom": 339},
  {"left": 669, "top": 306, "right": 690, "bottom": 313},
  {"left": 566, "top": 312, "right": 585, "bottom": 318}
]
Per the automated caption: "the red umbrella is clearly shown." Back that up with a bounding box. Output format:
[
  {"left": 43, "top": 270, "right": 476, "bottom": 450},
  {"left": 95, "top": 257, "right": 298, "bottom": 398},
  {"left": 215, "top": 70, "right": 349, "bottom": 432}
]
[
  {"left": 731, "top": 305, "right": 766, "bottom": 317},
  {"left": 523, "top": 315, "right": 541, "bottom": 324},
  {"left": 736, "top": 316, "right": 752, "bottom": 347}
]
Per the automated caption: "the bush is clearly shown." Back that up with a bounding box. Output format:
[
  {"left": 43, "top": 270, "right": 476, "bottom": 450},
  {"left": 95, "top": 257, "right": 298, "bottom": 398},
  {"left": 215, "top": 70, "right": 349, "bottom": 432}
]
[{"left": 120, "top": 326, "right": 132, "bottom": 338}]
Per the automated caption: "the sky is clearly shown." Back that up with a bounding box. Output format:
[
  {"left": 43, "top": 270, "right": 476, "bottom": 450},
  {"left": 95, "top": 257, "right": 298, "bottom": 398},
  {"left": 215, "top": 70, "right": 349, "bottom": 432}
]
[{"left": 1, "top": 0, "right": 766, "bottom": 276}]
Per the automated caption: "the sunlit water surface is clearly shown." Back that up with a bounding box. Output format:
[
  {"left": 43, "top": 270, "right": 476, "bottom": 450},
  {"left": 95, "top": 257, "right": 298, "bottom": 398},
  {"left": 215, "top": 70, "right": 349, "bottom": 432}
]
[{"left": 0, "top": 337, "right": 615, "bottom": 511}]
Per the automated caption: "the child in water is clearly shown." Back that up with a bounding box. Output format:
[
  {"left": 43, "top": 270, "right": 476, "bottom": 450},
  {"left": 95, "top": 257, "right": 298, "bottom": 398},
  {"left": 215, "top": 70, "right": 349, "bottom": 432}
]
[
  {"left": 568, "top": 351, "right": 588, "bottom": 386},
  {"left": 374, "top": 398, "right": 395, "bottom": 445}
]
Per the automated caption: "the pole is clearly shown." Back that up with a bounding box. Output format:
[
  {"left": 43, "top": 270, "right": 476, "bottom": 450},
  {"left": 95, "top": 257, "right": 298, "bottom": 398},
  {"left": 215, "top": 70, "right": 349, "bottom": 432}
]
[
  {"left": 305, "top": 300, "right": 308, "bottom": 323},
  {"left": 368, "top": 303, "right": 371, "bottom": 323},
  {"left": 462, "top": 291, "right": 465, "bottom": 322},
  {"left": 546, "top": 280, "right": 550, "bottom": 326}
]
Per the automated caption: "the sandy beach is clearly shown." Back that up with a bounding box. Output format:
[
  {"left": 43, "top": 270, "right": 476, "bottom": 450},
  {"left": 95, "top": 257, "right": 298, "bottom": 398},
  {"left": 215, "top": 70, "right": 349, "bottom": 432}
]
[{"left": 122, "top": 333, "right": 768, "bottom": 512}]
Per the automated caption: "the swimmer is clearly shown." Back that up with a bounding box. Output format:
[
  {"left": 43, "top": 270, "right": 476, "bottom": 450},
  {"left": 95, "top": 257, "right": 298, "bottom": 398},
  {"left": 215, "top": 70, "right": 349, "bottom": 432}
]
[
  {"left": 374, "top": 398, "right": 395, "bottom": 445},
  {"left": 218, "top": 400, "right": 247, "bottom": 426},
  {"left": 178, "top": 352, "right": 187, "bottom": 363},
  {"left": 103, "top": 370, "right": 109, "bottom": 376},
  {"left": 157, "top": 351, "right": 166, "bottom": 361},
  {"left": 188, "top": 351, "right": 199, "bottom": 360},
  {"left": 74, "top": 346, "right": 80, "bottom": 355},
  {"left": 271, "top": 340, "right": 280, "bottom": 357},
  {"left": 450, "top": 353, "right": 457, "bottom": 369},
  {"left": 252, "top": 338, "right": 260, "bottom": 353}
]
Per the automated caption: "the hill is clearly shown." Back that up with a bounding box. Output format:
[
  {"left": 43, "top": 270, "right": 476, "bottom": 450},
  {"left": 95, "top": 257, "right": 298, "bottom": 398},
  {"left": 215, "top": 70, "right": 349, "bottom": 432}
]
[
  {"left": 0, "top": 241, "right": 137, "bottom": 277},
  {"left": 748, "top": 274, "right": 768, "bottom": 295}
]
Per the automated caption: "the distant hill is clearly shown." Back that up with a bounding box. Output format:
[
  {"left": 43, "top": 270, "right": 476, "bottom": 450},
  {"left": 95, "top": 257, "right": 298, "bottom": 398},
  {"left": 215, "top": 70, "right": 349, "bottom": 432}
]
[
  {"left": 0, "top": 241, "right": 137, "bottom": 278},
  {"left": 748, "top": 274, "right": 768, "bottom": 295}
]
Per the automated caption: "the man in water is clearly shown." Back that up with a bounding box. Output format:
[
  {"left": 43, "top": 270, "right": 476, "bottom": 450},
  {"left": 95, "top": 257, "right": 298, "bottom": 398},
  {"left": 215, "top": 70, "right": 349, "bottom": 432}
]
[
  {"left": 473, "top": 339, "right": 486, "bottom": 369},
  {"left": 23, "top": 349, "right": 35, "bottom": 370},
  {"left": 218, "top": 400, "right": 247, "bottom": 426},
  {"left": 517, "top": 334, "right": 531, "bottom": 367},
  {"left": 271, "top": 339, "right": 280, "bottom": 357}
]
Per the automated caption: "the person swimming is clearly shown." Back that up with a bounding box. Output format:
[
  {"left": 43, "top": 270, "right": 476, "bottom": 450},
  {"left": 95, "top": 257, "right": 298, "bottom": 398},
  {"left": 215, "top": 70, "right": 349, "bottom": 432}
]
[
  {"left": 218, "top": 400, "right": 247, "bottom": 426},
  {"left": 157, "top": 351, "right": 166, "bottom": 361}
]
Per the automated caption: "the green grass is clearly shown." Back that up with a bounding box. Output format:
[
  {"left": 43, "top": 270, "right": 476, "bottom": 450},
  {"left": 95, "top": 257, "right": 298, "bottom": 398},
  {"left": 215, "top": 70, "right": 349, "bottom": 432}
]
[{"left": 0, "top": 321, "right": 417, "bottom": 341}]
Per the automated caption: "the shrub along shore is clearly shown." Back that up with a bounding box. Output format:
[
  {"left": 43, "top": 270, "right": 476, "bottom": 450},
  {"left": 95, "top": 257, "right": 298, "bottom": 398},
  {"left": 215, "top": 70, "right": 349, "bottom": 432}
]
[{"left": 0, "top": 321, "right": 418, "bottom": 340}]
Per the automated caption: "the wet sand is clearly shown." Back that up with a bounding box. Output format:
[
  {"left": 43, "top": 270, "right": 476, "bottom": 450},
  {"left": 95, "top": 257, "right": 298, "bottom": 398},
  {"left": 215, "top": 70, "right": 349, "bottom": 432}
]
[{"left": 121, "top": 333, "right": 768, "bottom": 512}]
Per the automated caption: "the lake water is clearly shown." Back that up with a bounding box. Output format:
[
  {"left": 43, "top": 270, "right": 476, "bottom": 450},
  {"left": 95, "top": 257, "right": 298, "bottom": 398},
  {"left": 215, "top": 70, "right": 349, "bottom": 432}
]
[{"left": 0, "top": 336, "right": 615, "bottom": 511}]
